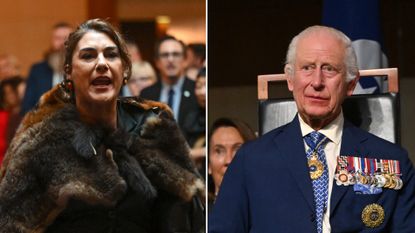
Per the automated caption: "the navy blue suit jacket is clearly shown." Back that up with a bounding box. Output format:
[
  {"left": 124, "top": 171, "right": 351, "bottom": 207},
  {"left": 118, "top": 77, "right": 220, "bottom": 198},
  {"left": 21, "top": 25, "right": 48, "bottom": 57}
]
[
  {"left": 140, "top": 77, "right": 200, "bottom": 145},
  {"left": 209, "top": 115, "right": 415, "bottom": 233},
  {"left": 21, "top": 60, "right": 53, "bottom": 115}
]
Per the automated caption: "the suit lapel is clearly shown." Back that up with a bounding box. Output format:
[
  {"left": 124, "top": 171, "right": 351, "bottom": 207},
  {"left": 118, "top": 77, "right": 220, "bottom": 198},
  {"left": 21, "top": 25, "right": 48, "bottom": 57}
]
[
  {"left": 154, "top": 82, "right": 162, "bottom": 100},
  {"left": 178, "top": 78, "right": 193, "bottom": 126},
  {"left": 275, "top": 115, "right": 315, "bottom": 210},
  {"left": 330, "top": 120, "right": 368, "bottom": 214}
]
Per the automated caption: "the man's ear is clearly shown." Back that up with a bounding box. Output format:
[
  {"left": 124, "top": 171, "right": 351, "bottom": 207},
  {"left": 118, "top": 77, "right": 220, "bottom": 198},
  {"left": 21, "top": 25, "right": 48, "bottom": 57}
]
[
  {"left": 346, "top": 73, "right": 360, "bottom": 96},
  {"left": 285, "top": 64, "right": 294, "bottom": 91}
]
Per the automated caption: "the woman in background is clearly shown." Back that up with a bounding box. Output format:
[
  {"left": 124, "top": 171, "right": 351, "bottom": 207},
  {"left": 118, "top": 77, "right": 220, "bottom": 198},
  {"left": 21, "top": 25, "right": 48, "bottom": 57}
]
[
  {"left": 0, "top": 76, "right": 25, "bottom": 163},
  {"left": 208, "top": 117, "right": 256, "bottom": 210}
]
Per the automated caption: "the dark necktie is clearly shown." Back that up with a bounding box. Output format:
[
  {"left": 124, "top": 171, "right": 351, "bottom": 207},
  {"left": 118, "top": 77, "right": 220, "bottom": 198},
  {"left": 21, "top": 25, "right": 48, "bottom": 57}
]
[
  {"left": 167, "top": 88, "right": 175, "bottom": 109},
  {"left": 304, "top": 131, "right": 329, "bottom": 233}
]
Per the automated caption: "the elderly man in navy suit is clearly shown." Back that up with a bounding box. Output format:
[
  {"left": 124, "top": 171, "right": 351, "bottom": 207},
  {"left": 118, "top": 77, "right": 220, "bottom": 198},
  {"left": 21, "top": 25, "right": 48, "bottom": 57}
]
[{"left": 209, "top": 25, "right": 415, "bottom": 233}]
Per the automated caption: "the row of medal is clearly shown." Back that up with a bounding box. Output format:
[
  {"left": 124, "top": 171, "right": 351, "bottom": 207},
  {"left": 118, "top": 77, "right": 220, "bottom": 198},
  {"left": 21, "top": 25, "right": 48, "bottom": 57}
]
[{"left": 334, "top": 156, "right": 403, "bottom": 190}]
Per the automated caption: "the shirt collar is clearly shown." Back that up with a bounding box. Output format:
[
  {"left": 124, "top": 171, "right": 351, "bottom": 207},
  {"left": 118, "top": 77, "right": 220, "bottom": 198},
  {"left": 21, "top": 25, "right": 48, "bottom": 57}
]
[
  {"left": 161, "top": 76, "right": 185, "bottom": 92},
  {"left": 299, "top": 111, "right": 344, "bottom": 145}
]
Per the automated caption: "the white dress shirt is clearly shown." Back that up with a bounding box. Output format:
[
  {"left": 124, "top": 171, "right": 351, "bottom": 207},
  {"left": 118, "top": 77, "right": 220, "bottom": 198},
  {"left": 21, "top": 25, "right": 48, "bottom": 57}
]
[
  {"left": 299, "top": 112, "right": 344, "bottom": 233},
  {"left": 159, "top": 77, "right": 185, "bottom": 120}
]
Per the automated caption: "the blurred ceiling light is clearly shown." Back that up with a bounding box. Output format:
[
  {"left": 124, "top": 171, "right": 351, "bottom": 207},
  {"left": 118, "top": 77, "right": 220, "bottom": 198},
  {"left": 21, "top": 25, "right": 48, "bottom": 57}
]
[{"left": 156, "top": 16, "right": 171, "bottom": 24}]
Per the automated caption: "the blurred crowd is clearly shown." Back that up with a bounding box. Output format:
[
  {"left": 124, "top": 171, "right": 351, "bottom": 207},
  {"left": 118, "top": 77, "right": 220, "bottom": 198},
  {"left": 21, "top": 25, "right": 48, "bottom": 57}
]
[{"left": 0, "top": 22, "right": 207, "bottom": 167}]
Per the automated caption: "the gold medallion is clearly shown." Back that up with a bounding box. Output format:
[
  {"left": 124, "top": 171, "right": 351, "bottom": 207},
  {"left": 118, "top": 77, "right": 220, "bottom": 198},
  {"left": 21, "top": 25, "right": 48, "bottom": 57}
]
[
  {"left": 339, "top": 173, "right": 348, "bottom": 182},
  {"left": 384, "top": 174, "right": 392, "bottom": 188},
  {"left": 308, "top": 155, "right": 324, "bottom": 180},
  {"left": 389, "top": 175, "right": 397, "bottom": 189},
  {"left": 360, "top": 175, "right": 368, "bottom": 184},
  {"left": 361, "top": 203, "right": 385, "bottom": 228}
]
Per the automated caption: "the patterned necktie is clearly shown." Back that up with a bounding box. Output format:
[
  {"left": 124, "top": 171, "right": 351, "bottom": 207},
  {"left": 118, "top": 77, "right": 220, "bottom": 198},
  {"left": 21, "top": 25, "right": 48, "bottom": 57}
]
[
  {"left": 167, "top": 88, "right": 175, "bottom": 109},
  {"left": 304, "top": 131, "right": 329, "bottom": 233}
]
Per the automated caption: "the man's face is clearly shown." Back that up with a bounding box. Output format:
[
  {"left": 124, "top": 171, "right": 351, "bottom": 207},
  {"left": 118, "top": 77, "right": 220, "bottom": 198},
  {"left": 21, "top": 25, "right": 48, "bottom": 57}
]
[
  {"left": 51, "top": 27, "right": 72, "bottom": 51},
  {"left": 156, "top": 39, "right": 186, "bottom": 85},
  {"left": 287, "top": 31, "right": 357, "bottom": 129}
]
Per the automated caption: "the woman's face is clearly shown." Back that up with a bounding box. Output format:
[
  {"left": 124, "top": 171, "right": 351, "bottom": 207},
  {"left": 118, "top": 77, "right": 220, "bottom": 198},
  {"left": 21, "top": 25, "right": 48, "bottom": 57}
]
[
  {"left": 68, "top": 31, "right": 124, "bottom": 106},
  {"left": 209, "top": 126, "right": 244, "bottom": 194}
]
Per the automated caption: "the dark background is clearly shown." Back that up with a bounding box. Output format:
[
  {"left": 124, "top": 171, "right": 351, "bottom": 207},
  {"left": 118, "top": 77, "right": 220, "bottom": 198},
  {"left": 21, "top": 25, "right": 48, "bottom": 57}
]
[{"left": 208, "top": 0, "right": 415, "bottom": 87}]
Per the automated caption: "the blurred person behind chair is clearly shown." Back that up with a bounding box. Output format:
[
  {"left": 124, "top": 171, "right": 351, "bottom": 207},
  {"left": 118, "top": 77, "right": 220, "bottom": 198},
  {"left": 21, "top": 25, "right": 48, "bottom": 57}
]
[
  {"left": 208, "top": 117, "right": 256, "bottom": 210},
  {"left": 21, "top": 22, "right": 72, "bottom": 115},
  {"left": 123, "top": 41, "right": 156, "bottom": 96},
  {"left": 0, "top": 76, "right": 25, "bottom": 163}
]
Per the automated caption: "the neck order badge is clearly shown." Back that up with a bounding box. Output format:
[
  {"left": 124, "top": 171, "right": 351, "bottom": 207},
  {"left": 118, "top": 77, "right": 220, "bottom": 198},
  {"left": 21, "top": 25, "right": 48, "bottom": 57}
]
[{"left": 304, "top": 131, "right": 329, "bottom": 233}]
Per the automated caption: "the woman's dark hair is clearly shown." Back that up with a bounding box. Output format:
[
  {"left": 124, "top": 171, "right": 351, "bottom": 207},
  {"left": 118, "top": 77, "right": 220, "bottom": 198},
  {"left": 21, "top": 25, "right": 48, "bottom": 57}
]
[
  {"left": 0, "top": 76, "right": 24, "bottom": 109},
  {"left": 196, "top": 66, "right": 206, "bottom": 80},
  {"left": 188, "top": 43, "right": 206, "bottom": 61},
  {"left": 63, "top": 18, "right": 132, "bottom": 81},
  {"left": 208, "top": 117, "right": 256, "bottom": 146}
]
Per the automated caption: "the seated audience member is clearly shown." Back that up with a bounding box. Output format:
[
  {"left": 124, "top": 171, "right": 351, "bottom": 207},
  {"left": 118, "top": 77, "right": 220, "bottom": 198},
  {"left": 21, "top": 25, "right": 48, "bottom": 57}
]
[
  {"left": 123, "top": 41, "right": 157, "bottom": 96},
  {"left": 208, "top": 117, "right": 256, "bottom": 210},
  {"left": 186, "top": 43, "right": 206, "bottom": 81},
  {"left": 0, "top": 76, "right": 25, "bottom": 162},
  {"left": 209, "top": 25, "right": 415, "bottom": 233}
]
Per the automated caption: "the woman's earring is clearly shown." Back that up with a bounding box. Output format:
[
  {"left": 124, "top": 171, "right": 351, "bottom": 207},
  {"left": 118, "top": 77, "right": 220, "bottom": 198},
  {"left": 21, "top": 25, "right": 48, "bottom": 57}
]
[
  {"left": 66, "top": 80, "right": 73, "bottom": 91},
  {"left": 123, "top": 77, "right": 128, "bottom": 85},
  {"left": 64, "top": 64, "right": 71, "bottom": 74},
  {"left": 60, "top": 79, "right": 73, "bottom": 93}
]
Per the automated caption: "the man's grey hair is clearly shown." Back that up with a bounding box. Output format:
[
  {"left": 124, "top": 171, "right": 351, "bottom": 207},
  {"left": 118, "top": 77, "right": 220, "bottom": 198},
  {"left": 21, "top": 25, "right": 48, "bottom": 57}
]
[{"left": 285, "top": 25, "right": 358, "bottom": 82}]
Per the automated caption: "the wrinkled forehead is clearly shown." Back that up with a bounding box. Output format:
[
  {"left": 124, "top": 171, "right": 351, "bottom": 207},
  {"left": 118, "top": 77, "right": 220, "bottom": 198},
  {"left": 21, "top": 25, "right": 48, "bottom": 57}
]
[
  {"left": 75, "top": 31, "right": 117, "bottom": 50},
  {"left": 295, "top": 31, "right": 346, "bottom": 63}
]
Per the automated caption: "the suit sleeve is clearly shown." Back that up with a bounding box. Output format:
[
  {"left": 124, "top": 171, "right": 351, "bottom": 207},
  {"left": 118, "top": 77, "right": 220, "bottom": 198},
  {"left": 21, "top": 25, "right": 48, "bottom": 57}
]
[
  {"left": 21, "top": 65, "right": 40, "bottom": 115},
  {"left": 208, "top": 145, "right": 250, "bottom": 233},
  {"left": 390, "top": 150, "right": 415, "bottom": 231}
]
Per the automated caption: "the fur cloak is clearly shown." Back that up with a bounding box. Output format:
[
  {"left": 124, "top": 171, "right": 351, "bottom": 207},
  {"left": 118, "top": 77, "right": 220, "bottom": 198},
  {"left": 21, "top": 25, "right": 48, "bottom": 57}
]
[{"left": 0, "top": 86, "right": 205, "bottom": 233}]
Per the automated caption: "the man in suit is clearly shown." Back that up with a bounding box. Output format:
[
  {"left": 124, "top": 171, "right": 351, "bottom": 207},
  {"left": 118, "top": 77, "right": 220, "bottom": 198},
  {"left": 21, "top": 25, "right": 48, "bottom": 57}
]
[
  {"left": 21, "top": 22, "right": 72, "bottom": 115},
  {"left": 141, "top": 35, "right": 200, "bottom": 146},
  {"left": 209, "top": 25, "right": 415, "bottom": 232}
]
